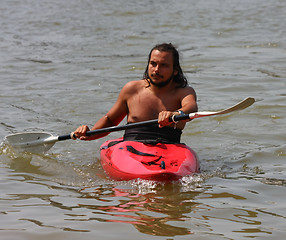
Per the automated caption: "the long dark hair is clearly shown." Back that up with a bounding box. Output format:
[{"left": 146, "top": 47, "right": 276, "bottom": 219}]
[{"left": 143, "top": 43, "right": 188, "bottom": 88}]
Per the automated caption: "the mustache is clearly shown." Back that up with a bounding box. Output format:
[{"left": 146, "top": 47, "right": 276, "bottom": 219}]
[{"left": 151, "top": 73, "right": 163, "bottom": 78}]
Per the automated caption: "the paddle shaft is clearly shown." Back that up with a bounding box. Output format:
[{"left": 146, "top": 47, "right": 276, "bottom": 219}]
[
  {"left": 58, "top": 117, "right": 177, "bottom": 141},
  {"left": 59, "top": 112, "right": 210, "bottom": 141},
  {"left": 58, "top": 97, "right": 255, "bottom": 141},
  {"left": 7, "top": 97, "right": 255, "bottom": 144},
  {"left": 4, "top": 97, "right": 254, "bottom": 153}
]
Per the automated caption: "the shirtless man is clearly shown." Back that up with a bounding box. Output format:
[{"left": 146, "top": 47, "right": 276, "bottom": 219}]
[{"left": 74, "top": 43, "right": 197, "bottom": 143}]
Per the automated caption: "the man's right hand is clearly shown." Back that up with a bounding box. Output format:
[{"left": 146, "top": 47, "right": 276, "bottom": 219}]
[{"left": 73, "top": 125, "right": 90, "bottom": 140}]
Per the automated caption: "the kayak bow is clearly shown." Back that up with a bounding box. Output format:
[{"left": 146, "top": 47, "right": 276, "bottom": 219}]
[{"left": 100, "top": 138, "right": 199, "bottom": 181}]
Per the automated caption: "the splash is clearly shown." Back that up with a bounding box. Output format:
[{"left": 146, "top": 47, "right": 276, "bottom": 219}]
[
  {"left": 0, "top": 139, "right": 23, "bottom": 161},
  {"left": 179, "top": 173, "right": 207, "bottom": 192},
  {"left": 131, "top": 179, "right": 159, "bottom": 194},
  {"left": 128, "top": 174, "right": 207, "bottom": 195}
]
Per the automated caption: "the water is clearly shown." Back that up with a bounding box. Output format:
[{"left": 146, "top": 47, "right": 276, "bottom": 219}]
[{"left": 1, "top": 0, "right": 286, "bottom": 239}]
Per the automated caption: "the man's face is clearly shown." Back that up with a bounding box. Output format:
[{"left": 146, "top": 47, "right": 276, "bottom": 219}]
[{"left": 148, "top": 50, "right": 178, "bottom": 88}]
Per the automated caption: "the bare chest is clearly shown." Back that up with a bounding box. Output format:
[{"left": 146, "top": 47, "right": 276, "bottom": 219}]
[{"left": 127, "top": 88, "right": 181, "bottom": 122}]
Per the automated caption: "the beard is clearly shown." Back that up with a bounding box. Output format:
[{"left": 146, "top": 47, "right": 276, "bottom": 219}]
[{"left": 148, "top": 72, "right": 174, "bottom": 88}]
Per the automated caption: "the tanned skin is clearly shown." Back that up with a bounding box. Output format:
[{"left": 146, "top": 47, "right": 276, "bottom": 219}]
[{"left": 74, "top": 48, "right": 197, "bottom": 141}]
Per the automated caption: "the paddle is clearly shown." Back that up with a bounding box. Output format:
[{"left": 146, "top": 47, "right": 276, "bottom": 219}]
[{"left": 4, "top": 97, "right": 255, "bottom": 153}]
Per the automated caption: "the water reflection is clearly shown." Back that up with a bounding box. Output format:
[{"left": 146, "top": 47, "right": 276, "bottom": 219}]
[
  {"left": 1, "top": 143, "right": 203, "bottom": 236},
  {"left": 81, "top": 183, "right": 202, "bottom": 236},
  {"left": 1, "top": 142, "right": 284, "bottom": 238}
]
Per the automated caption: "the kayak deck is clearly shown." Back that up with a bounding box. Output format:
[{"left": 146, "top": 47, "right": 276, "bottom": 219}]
[{"left": 100, "top": 138, "right": 199, "bottom": 181}]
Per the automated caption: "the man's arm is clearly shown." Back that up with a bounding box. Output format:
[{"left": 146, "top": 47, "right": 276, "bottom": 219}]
[
  {"left": 73, "top": 82, "right": 133, "bottom": 140},
  {"left": 179, "top": 86, "right": 198, "bottom": 114},
  {"left": 158, "top": 86, "right": 197, "bottom": 129}
]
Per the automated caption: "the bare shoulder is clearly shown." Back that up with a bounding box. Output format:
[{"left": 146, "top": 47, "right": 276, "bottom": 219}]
[
  {"left": 121, "top": 79, "right": 146, "bottom": 94},
  {"left": 176, "top": 85, "right": 197, "bottom": 100},
  {"left": 176, "top": 85, "right": 198, "bottom": 112}
]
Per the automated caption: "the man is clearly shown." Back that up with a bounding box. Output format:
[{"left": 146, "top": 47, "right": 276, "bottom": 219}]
[{"left": 74, "top": 43, "right": 197, "bottom": 143}]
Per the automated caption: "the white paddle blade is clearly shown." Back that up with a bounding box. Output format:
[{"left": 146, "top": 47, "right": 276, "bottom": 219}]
[
  {"left": 4, "top": 132, "right": 58, "bottom": 153},
  {"left": 189, "top": 97, "right": 255, "bottom": 119}
]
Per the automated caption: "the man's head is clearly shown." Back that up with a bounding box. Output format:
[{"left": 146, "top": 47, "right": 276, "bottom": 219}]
[{"left": 143, "top": 43, "right": 188, "bottom": 88}]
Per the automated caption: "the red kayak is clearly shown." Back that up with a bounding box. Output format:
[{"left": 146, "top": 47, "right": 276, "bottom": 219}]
[{"left": 100, "top": 138, "right": 199, "bottom": 181}]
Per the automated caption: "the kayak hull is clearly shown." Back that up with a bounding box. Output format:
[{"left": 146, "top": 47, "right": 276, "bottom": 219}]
[{"left": 100, "top": 138, "right": 199, "bottom": 181}]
